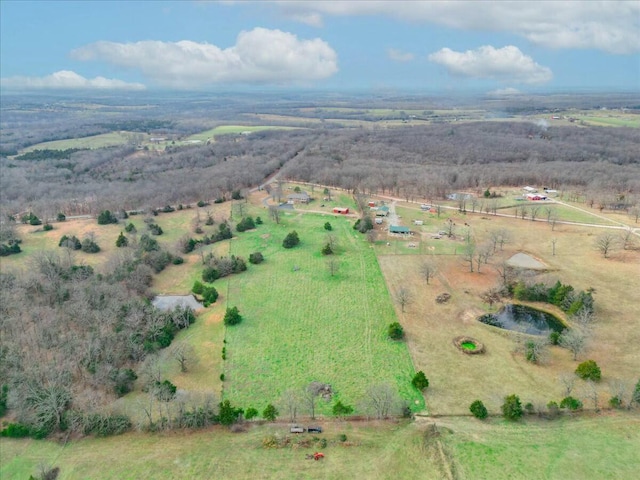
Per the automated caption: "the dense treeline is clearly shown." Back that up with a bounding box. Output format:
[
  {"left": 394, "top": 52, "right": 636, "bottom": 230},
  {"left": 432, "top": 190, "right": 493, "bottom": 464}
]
[
  {"left": 0, "top": 248, "right": 194, "bottom": 437},
  {"left": 3, "top": 123, "right": 638, "bottom": 220},
  {"left": 281, "top": 123, "right": 639, "bottom": 198}
]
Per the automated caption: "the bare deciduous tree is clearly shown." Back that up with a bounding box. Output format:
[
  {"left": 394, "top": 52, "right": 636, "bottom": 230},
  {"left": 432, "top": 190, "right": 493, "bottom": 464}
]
[
  {"left": 362, "top": 383, "right": 400, "bottom": 419},
  {"left": 326, "top": 258, "right": 340, "bottom": 277},
  {"left": 560, "top": 328, "right": 589, "bottom": 361},
  {"left": 171, "top": 343, "right": 197, "bottom": 373},
  {"left": 559, "top": 373, "right": 577, "bottom": 397},
  {"left": 595, "top": 232, "right": 616, "bottom": 258},
  {"left": 281, "top": 388, "right": 300, "bottom": 422},
  {"left": 419, "top": 259, "right": 437, "bottom": 285},
  {"left": 395, "top": 286, "right": 413, "bottom": 313},
  {"left": 268, "top": 205, "right": 281, "bottom": 224}
]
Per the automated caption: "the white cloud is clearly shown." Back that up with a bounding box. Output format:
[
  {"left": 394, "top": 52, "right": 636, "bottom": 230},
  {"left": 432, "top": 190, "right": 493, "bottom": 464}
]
[
  {"left": 487, "top": 87, "right": 522, "bottom": 96},
  {"left": 0, "top": 70, "right": 146, "bottom": 90},
  {"left": 386, "top": 48, "right": 414, "bottom": 62},
  {"left": 429, "top": 45, "right": 553, "bottom": 84},
  {"left": 268, "top": 1, "right": 640, "bottom": 54},
  {"left": 71, "top": 28, "right": 338, "bottom": 88}
]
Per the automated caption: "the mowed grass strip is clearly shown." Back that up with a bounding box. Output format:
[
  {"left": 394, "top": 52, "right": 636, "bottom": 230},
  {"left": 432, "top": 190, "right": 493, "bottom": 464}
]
[{"left": 222, "top": 210, "right": 424, "bottom": 413}]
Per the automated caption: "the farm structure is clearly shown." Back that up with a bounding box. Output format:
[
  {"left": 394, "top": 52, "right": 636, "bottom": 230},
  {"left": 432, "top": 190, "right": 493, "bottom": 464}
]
[
  {"left": 375, "top": 206, "right": 390, "bottom": 217},
  {"left": 389, "top": 225, "right": 411, "bottom": 235},
  {"left": 525, "top": 193, "right": 548, "bottom": 201},
  {"left": 333, "top": 207, "right": 349, "bottom": 214},
  {"left": 287, "top": 192, "right": 311, "bottom": 204},
  {"left": 523, "top": 186, "right": 537, "bottom": 193}
]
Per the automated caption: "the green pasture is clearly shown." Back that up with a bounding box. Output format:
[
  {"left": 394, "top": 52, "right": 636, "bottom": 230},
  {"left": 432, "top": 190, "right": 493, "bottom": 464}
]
[
  {"left": 2, "top": 413, "right": 638, "bottom": 479},
  {"left": 220, "top": 208, "right": 424, "bottom": 414},
  {"left": 185, "top": 125, "right": 298, "bottom": 142},
  {"left": 447, "top": 414, "right": 640, "bottom": 479},
  {"left": 21, "top": 131, "right": 141, "bottom": 152},
  {"left": 0, "top": 421, "right": 441, "bottom": 480}
]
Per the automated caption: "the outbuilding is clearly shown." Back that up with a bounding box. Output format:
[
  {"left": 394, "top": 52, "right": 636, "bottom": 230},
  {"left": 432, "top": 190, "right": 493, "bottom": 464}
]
[
  {"left": 333, "top": 207, "right": 349, "bottom": 214},
  {"left": 389, "top": 225, "right": 410, "bottom": 235}
]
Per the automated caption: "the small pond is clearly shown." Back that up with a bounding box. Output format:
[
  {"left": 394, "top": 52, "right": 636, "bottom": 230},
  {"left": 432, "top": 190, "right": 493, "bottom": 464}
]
[
  {"left": 152, "top": 295, "right": 203, "bottom": 311},
  {"left": 478, "top": 304, "right": 566, "bottom": 336}
]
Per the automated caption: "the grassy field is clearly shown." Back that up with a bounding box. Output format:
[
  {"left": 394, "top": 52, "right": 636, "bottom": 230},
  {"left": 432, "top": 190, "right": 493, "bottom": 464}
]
[
  {"left": 445, "top": 414, "right": 640, "bottom": 479},
  {"left": 185, "top": 125, "right": 299, "bottom": 142},
  {"left": 21, "top": 131, "right": 142, "bottom": 152},
  {"left": 2, "top": 414, "right": 638, "bottom": 479},
  {"left": 376, "top": 208, "right": 640, "bottom": 415},
  {"left": 220, "top": 206, "right": 424, "bottom": 414}
]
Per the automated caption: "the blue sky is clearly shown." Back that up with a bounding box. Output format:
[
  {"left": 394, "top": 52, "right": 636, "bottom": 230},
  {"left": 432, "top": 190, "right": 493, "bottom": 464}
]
[{"left": 1, "top": 1, "right": 638, "bottom": 94}]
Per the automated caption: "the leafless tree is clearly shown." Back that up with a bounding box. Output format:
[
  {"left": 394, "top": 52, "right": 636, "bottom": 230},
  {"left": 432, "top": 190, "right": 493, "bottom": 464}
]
[
  {"left": 559, "top": 373, "right": 577, "bottom": 397},
  {"left": 326, "top": 233, "right": 338, "bottom": 251},
  {"left": 395, "top": 286, "right": 413, "bottom": 313},
  {"left": 362, "top": 383, "right": 400, "bottom": 419},
  {"left": 620, "top": 229, "right": 637, "bottom": 250},
  {"left": 419, "top": 259, "right": 437, "bottom": 285},
  {"left": 551, "top": 238, "right": 557, "bottom": 256},
  {"left": 475, "top": 243, "right": 493, "bottom": 273},
  {"left": 326, "top": 258, "right": 340, "bottom": 277},
  {"left": 595, "top": 232, "right": 616, "bottom": 258},
  {"left": 281, "top": 388, "right": 300, "bottom": 422},
  {"left": 303, "top": 383, "right": 320, "bottom": 419},
  {"left": 529, "top": 205, "right": 541, "bottom": 221},
  {"left": 560, "top": 328, "right": 589, "bottom": 361},
  {"left": 171, "top": 342, "right": 197, "bottom": 373},
  {"left": 584, "top": 380, "right": 600, "bottom": 412},
  {"left": 628, "top": 206, "right": 640, "bottom": 224},
  {"left": 462, "top": 239, "right": 476, "bottom": 273},
  {"left": 268, "top": 205, "right": 281, "bottom": 224},
  {"left": 608, "top": 380, "right": 627, "bottom": 409}
]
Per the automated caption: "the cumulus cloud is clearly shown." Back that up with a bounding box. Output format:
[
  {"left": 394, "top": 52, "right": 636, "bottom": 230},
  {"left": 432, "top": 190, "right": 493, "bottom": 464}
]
[
  {"left": 0, "top": 70, "right": 146, "bottom": 90},
  {"left": 268, "top": 1, "right": 640, "bottom": 54},
  {"left": 71, "top": 28, "right": 338, "bottom": 88},
  {"left": 386, "top": 48, "right": 414, "bottom": 62},
  {"left": 429, "top": 45, "right": 553, "bottom": 84}
]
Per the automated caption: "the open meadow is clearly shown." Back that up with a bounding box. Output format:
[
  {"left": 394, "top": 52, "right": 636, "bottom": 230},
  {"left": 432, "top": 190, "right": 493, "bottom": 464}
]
[
  {"left": 1, "top": 184, "right": 639, "bottom": 479},
  {"left": 2, "top": 414, "right": 639, "bottom": 479},
  {"left": 374, "top": 198, "right": 640, "bottom": 415},
  {"left": 221, "top": 202, "right": 424, "bottom": 414}
]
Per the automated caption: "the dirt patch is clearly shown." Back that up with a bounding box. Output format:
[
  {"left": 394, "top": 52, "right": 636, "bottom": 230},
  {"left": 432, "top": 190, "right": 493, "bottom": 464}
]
[{"left": 507, "top": 252, "right": 547, "bottom": 270}]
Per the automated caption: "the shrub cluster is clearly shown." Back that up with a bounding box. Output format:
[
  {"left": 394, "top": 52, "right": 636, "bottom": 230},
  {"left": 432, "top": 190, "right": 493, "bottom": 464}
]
[
  {"left": 249, "top": 252, "right": 264, "bottom": 264},
  {"left": 283, "top": 231, "right": 300, "bottom": 248},
  {"left": 353, "top": 217, "right": 373, "bottom": 233},
  {"left": 21, "top": 212, "right": 42, "bottom": 225},
  {"left": 387, "top": 322, "right": 404, "bottom": 340},
  {"left": 236, "top": 216, "right": 256, "bottom": 232},
  {"left": 147, "top": 223, "right": 164, "bottom": 236},
  {"left": 0, "top": 241, "right": 21, "bottom": 256},
  {"left": 511, "top": 280, "right": 594, "bottom": 316},
  {"left": 59, "top": 235, "right": 82, "bottom": 250},
  {"left": 179, "top": 222, "right": 233, "bottom": 254},
  {"left": 202, "top": 255, "right": 247, "bottom": 283},
  {"left": 97, "top": 210, "right": 118, "bottom": 225}
]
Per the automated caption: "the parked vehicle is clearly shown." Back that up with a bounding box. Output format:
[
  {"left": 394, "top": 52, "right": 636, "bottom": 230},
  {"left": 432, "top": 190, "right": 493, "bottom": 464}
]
[{"left": 307, "top": 426, "right": 323, "bottom": 433}]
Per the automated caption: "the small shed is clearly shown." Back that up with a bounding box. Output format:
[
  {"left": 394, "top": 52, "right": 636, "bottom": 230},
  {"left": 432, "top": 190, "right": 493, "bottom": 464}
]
[
  {"left": 333, "top": 207, "right": 349, "bottom": 214},
  {"left": 389, "top": 225, "right": 410, "bottom": 235}
]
